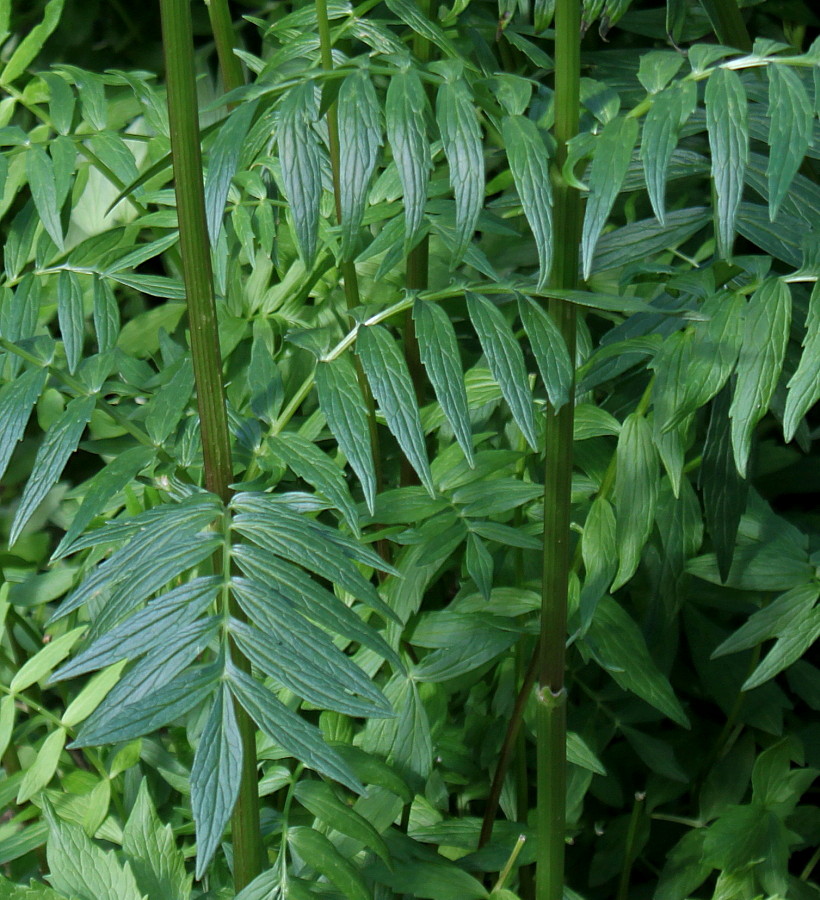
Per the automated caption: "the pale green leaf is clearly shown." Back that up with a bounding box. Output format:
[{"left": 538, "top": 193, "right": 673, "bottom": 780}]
[
  {"left": 436, "top": 75, "right": 483, "bottom": 263},
  {"left": 466, "top": 292, "right": 537, "bottom": 450},
  {"left": 227, "top": 665, "right": 363, "bottom": 793},
  {"left": 582, "top": 116, "right": 639, "bottom": 279},
  {"left": 0, "top": 366, "right": 47, "bottom": 483},
  {"left": 192, "top": 684, "right": 243, "bottom": 878},
  {"left": 743, "top": 606, "right": 820, "bottom": 691},
  {"left": 26, "top": 145, "right": 63, "bottom": 251},
  {"left": 10, "top": 626, "right": 85, "bottom": 693},
  {"left": 17, "top": 729, "right": 66, "bottom": 804},
  {"left": 357, "top": 323, "right": 434, "bottom": 494},
  {"left": 386, "top": 69, "right": 430, "bottom": 247},
  {"left": 413, "top": 298, "right": 474, "bottom": 465},
  {"left": 338, "top": 70, "right": 381, "bottom": 259},
  {"left": 315, "top": 353, "right": 376, "bottom": 514},
  {"left": 0, "top": 0, "right": 65, "bottom": 87},
  {"left": 92, "top": 277, "right": 120, "bottom": 352},
  {"left": 57, "top": 271, "right": 84, "bottom": 374},
  {"left": 278, "top": 83, "right": 322, "bottom": 265},
  {"left": 518, "top": 294, "right": 573, "bottom": 412},
  {"left": 502, "top": 115, "right": 552, "bottom": 289}
]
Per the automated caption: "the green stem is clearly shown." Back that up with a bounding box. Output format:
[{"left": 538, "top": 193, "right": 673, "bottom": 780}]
[
  {"left": 159, "top": 0, "right": 262, "bottom": 889},
  {"left": 536, "top": 0, "right": 582, "bottom": 895},
  {"left": 205, "top": 0, "right": 245, "bottom": 95},
  {"left": 616, "top": 792, "right": 645, "bottom": 900}
]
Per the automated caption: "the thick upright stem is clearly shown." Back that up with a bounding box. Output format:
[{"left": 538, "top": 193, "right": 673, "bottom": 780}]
[
  {"left": 159, "top": 0, "right": 262, "bottom": 889},
  {"left": 206, "top": 0, "right": 245, "bottom": 94},
  {"left": 536, "top": 0, "right": 581, "bottom": 895}
]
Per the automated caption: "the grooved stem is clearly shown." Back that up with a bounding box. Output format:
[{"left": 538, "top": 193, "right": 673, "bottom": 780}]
[
  {"left": 160, "top": 0, "right": 262, "bottom": 888},
  {"left": 206, "top": 0, "right": 245, "bottom": 94}
]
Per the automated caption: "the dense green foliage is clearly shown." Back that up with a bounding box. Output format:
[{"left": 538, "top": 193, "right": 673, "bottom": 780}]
[{"left": 0, "top": 0, "right": 819, "bottom": 898}]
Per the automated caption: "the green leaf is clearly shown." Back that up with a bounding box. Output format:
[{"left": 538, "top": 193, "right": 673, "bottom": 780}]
[
  {"left": 385, "top": 0, "right": 460, "bottom": 57},
  {"left": 228, "top": 593, "right": 392, "bottom": 718},
  {"left": 586, "top": 596, "right": 689, "bottom": 726},
  {"left": 0, "top": 695, "right": 15, "bottom": 761},
  {"left": 465, "top": 532, "right": 493, "bottom": 601},
  {"left": 641, "top": 81, "right": 697, "bottom": 224},
  {"left": 122, "top": 780, "right": 191, "bottom": 900},
  {"left": 502, "top": 115, "right": 552, "bottom": 289},
  {"left": 0, "top": 0, "right": 65, "bottom": 87},
  {"left": 232, "top": 543, "right": 402, "bottom": 669},
  {"left": 436, "top": 75, "right": 484, "bottom": 264},
  {"left": 713, "top": 582, "right": 820, "bottom": 658},
  {"left": 466, "top": 293, "right": 537, "bottom": 450},
  {"left": 288, "top": 825, "right": 370, "bottom": 900},
  {"left": 205, "top": 100, "right": 258, "bottom": 243},
  {"left": 338, "top": 70, "right": 381, "bottom": 259},
  {"left": 705, "top": 67, "right": 748, "bottom": 259},
  {"left": 56, "top": 271, "right": 84, "bottom": 374},
  {"left": 582, "top": 116, "right": 639, "bottom": 279},
  {"left": 729, "top": 278, "right": 791, "bottom": 477},
  {"left": 60, "top": 660, "right": 127, "bottom": 727},
  {"left": 783, "top": 281, "right": 820, "bottom": 442},
  {"left": 73, "top": 662, "right": 219, "bottom": 747},
  {"left": 655, "top": 828, "right": 711, "bottom": 900},
  {"left": 269, "top": 431, "right": 359, "bottom": 533},
  {"left": 767, "top": 65, "right": 813, "bottom": 221},
  {"left": 227, "top": 665, "right": 363, "bottom": 794},
  {"left": 26, "top": 145, "right": 63, "bottom": 251},
  {"left": 279, "top": 83, "right": 322, "bottom": 265},
  {"left": 0, "top": 366, "right": 46, "bottom": 483},
  {"left": 580, "top": 496, "right": 617, "bottom": 633},
  {"left": 38, "top": 71, "right": 75, "bottom": 135},
  {"left": 43, "top": 799, "right": 144, "bottom": 900},
  {"left": 700, "top": 386, "right": 747, "bottom": 582},
  {"left": 51, "top": 578, "right": 221, "bottom": 682},
  {"left": 191, "top": 684, "right": 242, "bottom": 878},
  {"left": 16, "top": 728, "right": 66, "bottom": 803},
  {"left": 413, "top": 299, "right": 474, "bottom": 465},
  {"left": 743, "top": 606, "right": 820, "bottom": 691},
  {"left": 357, "top": 323, "right": 434, "bottom": 494},
  {"left": 518, "top": 295, "right": 573, "bottom": 412},
  {"left": 613, "top": 414, "right": 658, "bottom": 590},
  {"left": 92, "top": 278, "right": 120, "bottom": 353},
  {"left": 386, "top": 69, "right": 430, "bottom": 248},
  {"left": 144, "top": 360, "right": 195, "bottom": 445},
  {"left": 294, "top": 779, "right": 390, "bottom": 863},
  {"left": 52, "top": 445, "right": 156, "bottom": 559},
  {"left": 10, "top": 626, "right": 85, "bottom": 693},
  {"left": 315, "top": 353, "right": 376, "bottom": 514},
  {"left": 567, "top": 731, "right": 606, "bottom": 775}
]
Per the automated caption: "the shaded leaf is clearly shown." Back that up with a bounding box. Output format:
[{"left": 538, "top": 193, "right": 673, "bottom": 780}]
[
  {"left": 288, "top": 825, "right": 370, "bottom": 900},
  {"left": 783, "top": 281, "right": 820, "bottom": 442},
  {"left": 0, "top": 367, "right": 47, "bottom": 483},
  {"left": 767, "top": 65, "right": 813, "bottom": 221},
  {"left": 26, "top": 145, "right": 63, "bottom": 251},
  {"left": 518, "top": 294, "right": 572, "bottom": 412}
]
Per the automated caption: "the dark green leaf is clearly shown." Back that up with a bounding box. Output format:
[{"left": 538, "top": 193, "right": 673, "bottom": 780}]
[
  {"left": 293, "top": 779, "right": 390, "bottom": 863},
  {"left": 582, "top": 116, "right": 639, "bottom": 279},
  {"left": 315, "top": 353, "right": 376, "bottom": 514},
  {"left": 729, "top": 278, "right": 791, "bottom": 477},
  {"left": 26, "top": 145, "right": 63, "bottom": 251},
  {"left": 338, "top": 70, "right": 381, "bottom": 259},
  {"left": 641, "top": 81, "right": 697, "bottom": 224},
  {"left": 288, "top": 825, "right": 370, "bottom": 900},
  {"left": 466, "top": 292, "right": 537, "bottom": 450},
  {"left": 10, "top": 395, "right": 95, "bottom": 546},
  {"left": 744, "top": 606, "right": 820, "bottom": 691},
  {"left": 269, "top": 431, "right": 359, "bottom": 533},
  {"left": 357, "top": 323, "right": 434, "bottom": 494},
  {"left": 145, "top": 360, "right": 194, "bottom": 445},
  {"left": 783, "top": 281, "right": 820, "bottom": 442},
  {"left": 278, "top": 83, "right": 322, "bottom": 265},
  {"left": 0, "top": 0, "right": 64, "bottom": 87},
  {"left": 57, "top": 272, "right": 84, "bottom": 374},
  {"left": 413, "top": 299, "right": 474, "bottom": 465},
  {"left": 580, "top": 496, "right": 617, "bottom": 633},
  {"left": 386, "top": 69, "right": 430, "bottom": 248},
  {"left": 465, "top": 532, "right": 493, "bottom": 601},
  {"left": 436, "top": 75, "right": 483, "bottom": 263},
  {"left": 767, "top": 65, "right": 813, "bottom": 221},
  {"left": 705, "top": 67, "right": 747, "bottom": 259},
  {"left": 205, "top": 100, "right": 258, "bottom": 243},
  {"left": 518, "top": 294, "right": 573, "bottom": 412},
  {"left": 92, "top": 277, "right": 120, "bottom": 352},
  {"left": 0, "top": 366, "right": 46, "bottom": 483},
  {"left": 227, "top": 665, "right": 364, "bottom": 793},
  {"left": 191, "top": 684, "right": 243, "bottom": 878},
  {"left": 385, "top": 0, "right": 460, "bottom": 57},
  {"left": 502, "top": 115, "right": 552, "bottom": 289}
]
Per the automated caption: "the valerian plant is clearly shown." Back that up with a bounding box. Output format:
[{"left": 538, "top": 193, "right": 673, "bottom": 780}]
[{"left": 0, "top": 0, "right": 819, "bottom": 898}]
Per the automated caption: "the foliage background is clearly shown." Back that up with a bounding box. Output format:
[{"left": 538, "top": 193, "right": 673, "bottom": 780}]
[{"left": 0, "top": 0, "right": 819, "bottom": 898}]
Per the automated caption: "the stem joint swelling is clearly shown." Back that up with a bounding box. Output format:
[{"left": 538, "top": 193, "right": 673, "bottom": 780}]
[{"left": 535, "top": 685, "right": 567, "bottom": 709}]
